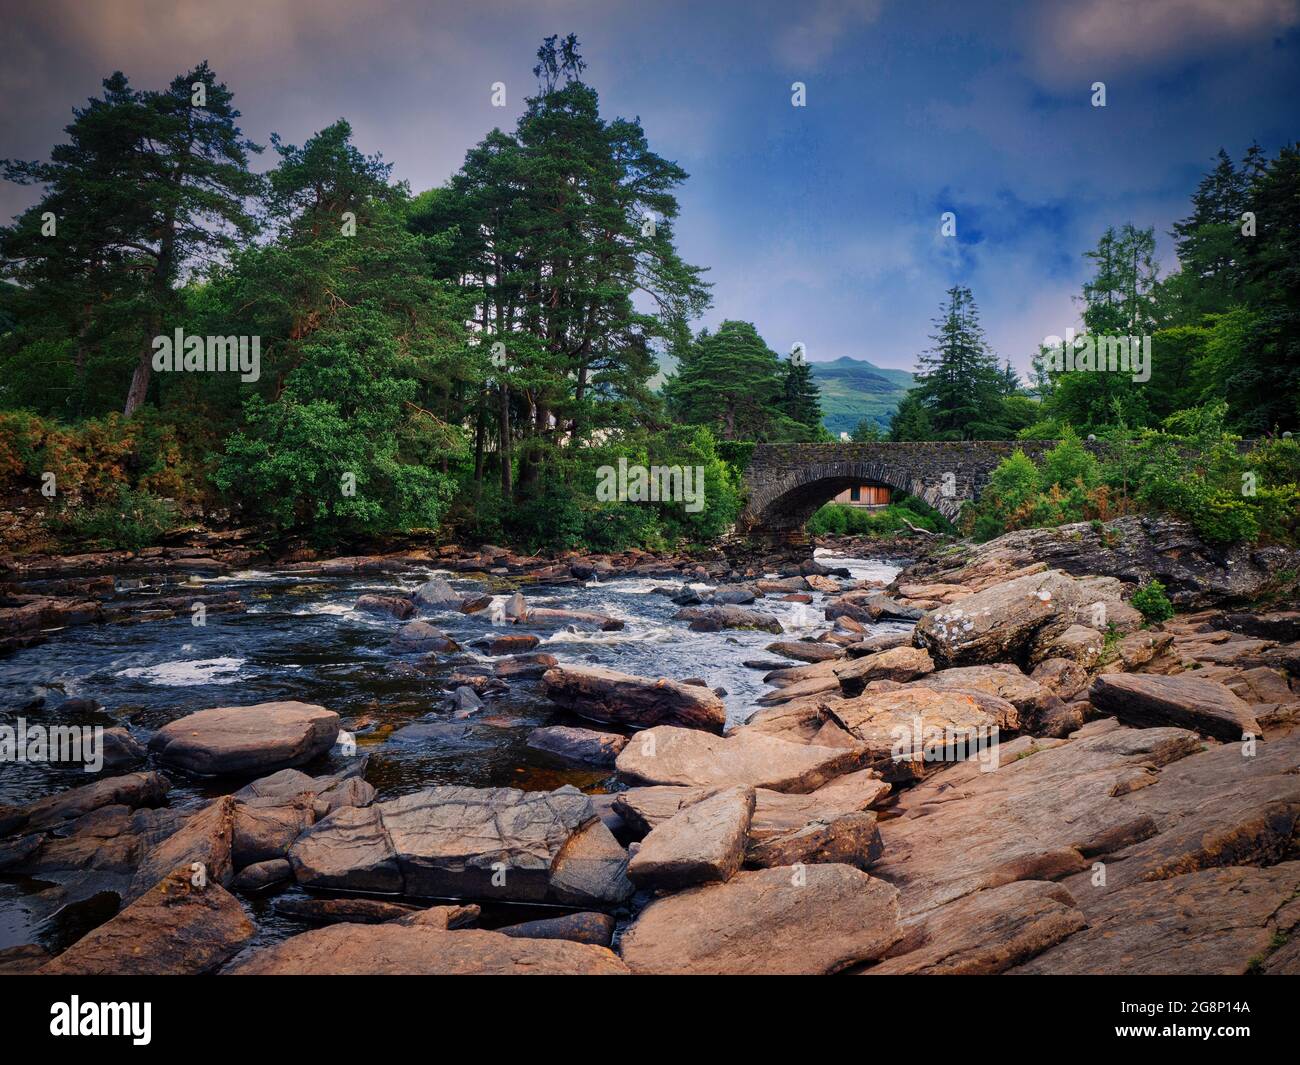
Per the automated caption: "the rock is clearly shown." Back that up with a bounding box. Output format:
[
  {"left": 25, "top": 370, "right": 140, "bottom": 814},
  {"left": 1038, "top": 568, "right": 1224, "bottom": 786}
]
[
  {"left": 864, "top": 881, "right": 1086, "bottom": 975},
  {"left": 355, "top": 594, "right": 416, "bottom": 619},
  {"left": 232, "top": 765, "right": 374, "bottom": 812},
  {"left": 822, "top": 688, "right": 1012, "bottom": 782},
  {"left": 390, "top": 620, "right": 460, "bottom": 653},
  {"left": 1030, "top": 657, "right": 1091, "bottom": 700},
  {"left": 504, "top": 591, "right": 528, "bottom": 619},
  {"left": 484, "top": 633, "right": 539, "bottom": 655},
  {"left": 912, "top": 664, "right": 1053, "bottom": 723},
  {"left": 834, "top": 646, "right": 935, "bottom": 695},
  {"left": 620, "top": 864, "right": 901, "bottom": 975},
  {"left": 229, "top": 923, "right": 630, "bottom": 975},
  {"left": 126, "top": 796, "right": 238, "bottom": 903},
  {"left": 709, "top": 586, "right": 757, "bottom": 605},
  {"left": 745, "top": 810, "right": 882, "bottom": 870},
  {"left": 1211, "top": 610, "right": 1300, "bottom": 643},
  {"left": 526, "top": 725, "right": 628, "bottom": 767},
  {"left": 149, "top": 701, "right": 340, "bottom": 777},
  {"left": 1014, "top": 863, "right": 1300, "bottom": 975},
  {"left": 0, "top": 944, "right": 51, "bottom": 975},
  {"left": 913, "top": 569, "right": 1126, "bottom": 667},
  {"left": 674, "top": 605, "right": 783, "bottom": 634},
  {"left": 766, "top": 640, "right": 843, "bottom": 663},
  {"left": 520, "top": 607, "right": 623, "bottom": 631},
  {"left": 1116, "top": 630, "right": 1175, "bottom": 671},
  {"left": 230, "top": 858, "right": 292, "bottom": 893},
  {"left": 757, "top": 577, "right": 809, "bottom": 593},
  {"left": 1029, "top": 623, "right": 1104, "bottom": 667},
  {"left": 4, "top": 771, "right": 169, "bottom": 837},
  {"left": 542, "top": 664, "right": 726, "bottom": 733},
  {"left": 497, "top": 911, "right": 615, "bottom": 947},
  {"left": 276, "top": 897, "right": 420, "bottom": 925},
  {"left": 390, "top": 903, "right": 480, "bottom": 929},
  {"left": 459, "top": 593, "right": 493, "bottom": 613},
  {"left": 628, "top": 786, "right": 755, "bottom": 891},
  {"left": 615, "top": 726, "right": 862, "bottom": 792},
  {"left": 41, "top": 866, "right": 254, "bottom": 975},
  {"left": 450, "top": 686, "right": 484, "bottom": 715},
  {"left": 413, "top": 577, "right": 465, "bottom": 611},
  {"left": 825, "top": 592, "right": 922, "bottom": 624},
  {"left": 844, "top": 631, "right": 914, "bottom": 658},
  {"left": 88, "top": 727, "right": 147, "bottom": 772},
  {"left": 1089, "top": 673, "right": 1261, "bottom": 742},
  {"left": 290, "top": 785, "right": 629, "bottom": 908},
  {"left": 232, "top": 798, "right": 315, "bottom": 867},
  {"left": 494, "top": 652, "right": 558, "bottom": 679},
  {"left": 898, "top": 515, "right": 1300, "bottom": 610}
]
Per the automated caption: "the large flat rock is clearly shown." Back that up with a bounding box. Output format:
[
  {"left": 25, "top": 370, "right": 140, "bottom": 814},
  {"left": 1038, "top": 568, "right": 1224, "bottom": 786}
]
[
  {"left": 226, "top": 923, "right": 630, "bottom": 975},
  {"left": 149, "top": 701, "right": 340, "bottom": 776},
  {"left": 542, "top": 664, "right": 726, "bottom": 733},
  {"left": 1013, "top": 863, "right": 1300, "bottom": 975},
  {"left": 289, "top": 784, "right": 630, "bottom": 908},
  {"left": 1089, "top": 672, "right": 1261, "bottom": 742},
  {"left": 615, "top": 726, "right": 862, "bottom": 792},
  {"left": 42, "top": 866, "right": 254, "bottom": 975},
  {"left": 620, "top": 864, "right": 901, "bottom": 975}
]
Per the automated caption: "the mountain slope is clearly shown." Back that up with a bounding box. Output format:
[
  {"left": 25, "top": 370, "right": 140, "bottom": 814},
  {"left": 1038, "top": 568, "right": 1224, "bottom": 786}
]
[{"left": 808, "top": 356, "right": 915, "bottom": 436}]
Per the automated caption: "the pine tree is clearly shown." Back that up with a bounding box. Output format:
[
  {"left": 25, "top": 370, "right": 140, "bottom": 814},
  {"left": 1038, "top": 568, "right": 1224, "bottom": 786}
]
[
  {"left": 780, "top": 356, "right": 824, "bottom": 437},
  {"left": 669, "top": 321, "right": 786, "bottom": 440},
  {"left": 909, "top": 285, "right": 1003, "bottom": 439}
]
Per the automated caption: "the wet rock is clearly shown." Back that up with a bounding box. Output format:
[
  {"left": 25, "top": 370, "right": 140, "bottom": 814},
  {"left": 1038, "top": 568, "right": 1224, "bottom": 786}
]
[
  {"left": 825, "top": 593, "right": 922, "bottom": 624},
  {"left": 459, "top": 593, "right": 493, "bottom": 613},
  {"left": 450, "top": 686, "right": 484, "bottom": 715},
  {"left": 390, "top": 903, "right": 480, "bottom": 929},
  {"left": 547, "top": 818, "right": 635, "bottom": 908},
  {"left": 542, "top": 663, "right": 727, "bottom": 733},
  {"left": 494, "top": 651, "right": 559, "bottom": 680},
  {"left": 1014, "top": 863, "right": 1300, "bottom": 975},
  {"left": 710, "top": 586, "right": 757, "bottom": 605},
  {"left": 483, "top": 633, "right": 540, "bottom": 655},
  {"left": 2, "top": 770, "right": 170, "bottom": 837},
  {"left": 620, "top": 864, "right": 901, "bottom": 975},
  {"left": 526, "top": 725, "right": 628, "bottom": 767},
  {"left": 766, "top": 640, "right": 843, "bottom": 663},
  {"left": 615, "top": 725, "right": 862, "bottom": 792},
  {"left": 149, "top": 701, "right": 340, "bottom": 777},
  {"left": 674, "top": 605, "right": 783, "bottom": 634},
  {"left": 276, "top": 896, "right": 420, "bottom": 925},
  {"left": 844, "top": 631, "right": 914, "bottom": 658},
  {"left": 1089, "top": 673, "right": 1260, "bottom": 742},
  {"left": 745, "top": 809, "right": 882, "bottom": 870},
  {"left": 756, "top": 577, "right": 809, "bottom": 593},
  {"left": 227, "top": 923, "right": 630, "bottom": 975},
  {"left": 504, "top": 591, "right": 528, "bottom": 620},
  {"left": 864, "top": 881, "right": 1086, "bottom": 975},
  {"left": 230, "top": 858, "right": 292, "bottom": 893},
  {"left": 390, "top": 620, "right": 461, "bottom": 653},
  {"left": 519, "top": 607, "right": 624, "bottom": 631},
  {"left": 94, "top": 727, "right": 147, "bottom": 772},
  {"left": 628, "top": 785, "right": 755, "bottom": 891},
  {"left": 834, "top": 646, "right": 935, "bottom": 695},
  {"left": 232, "top": 797, "right": 315, "bottom": 867},
  {"left": 232, "top": 764, "right": 374, "bottom": 813},
  {"left": 355, "top": 594, "right": 416, "bottom": 620},
  {"left": 497, "top": 911, "right": 615, "bottom": 947},
  {"left": 0, "top": 944, "right": 51, "bottom": 975},
  {"left": 289, "top": 804, "right": 402, "bottom": 893},
  {"left": 413, "top": 577, "right": 465, "bottom": 611},
  {"left": 42, "top": 866, "right": 254, "bottom": 976}
]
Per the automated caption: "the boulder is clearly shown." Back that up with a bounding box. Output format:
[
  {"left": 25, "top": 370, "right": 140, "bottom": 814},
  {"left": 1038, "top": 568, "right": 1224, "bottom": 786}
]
[
  {"left": 484, "top": 633, "right": 540, "bottom": 655},
  {"left": 4, "top": 770, "right": 169, "bottom": 836},
  {"left": 627, "top": 786, "right": 755, "bottom": 891},
  {"left": 126, "top": 795, "right": 237, "bottom": 903},
  {"left": 231, "top": 858, "right": 292, "bottom": 893},
  {"left": 822, "top": 688, "right": 1012, "bottom": 782},
  {"left": 1029, "top": 623, "right": 1104, "bottom": 667},
  {"left": 232, "top": 798, "right": 315, "bottom": 867},
  {"left": 1089, "top": 673, "right": 1261, "bottom": 742},
  {"left": 519, "top": 607, "right": 623, "bottom": 631},
  {"left": 766, "top": 640, "right": 843, "bottom": 663},
  {"left": 1030, "top": 658, "right": 1091, "bottom": 700},
  {"left": 41, "top": 866, "right": 254, "bottom": 976},
  {"left": 390, "top": 903, "right": 480, "bottom": 929},
  {"left": 542, "top": 664, "right": 726, "bottom": 733},
  {"left": 494, "top": 652, "right": 559, "bottom": 679},
  {"left": 834, "top": 646, "right": 934, "bottom": 695},
  {"left": 149, "top": 701, "right": 340, "bottom": 776},
  {"left": 276, "top": 897, "right": 419, "bottom": 925},
  {"left": 526, "top": 725, "right": 628, "bottom": 767},
  {"left": 355, "top": 594, "right": 416, "bottom": 619},
  {"left": 413, "top": 577, "right": 465, "bottom": 611},
  {"left": 619, "top": 864, "right": 901, "bottom": 975},
  {"left": 912, "top": 664, "right": 1052, "bottom": 722},
  {"left": 95, "top": 727, "right": 147, "bottom": 772},
  {"left": 673, "top": 605, "right": 783, "bottom": 634},
  {"left": 227, "top": 924, "right": 630, "bottom": 975},
  {"left": 615, "top": 726, "right": 862, "bottom": 792},
  {"left": 825, "top": 592, "right": 923, "bottom": 624},
  {"left": 844, "top": 631, "right": 914, "bottom": 658},
  {"left": 390, "top": 620, "right": 460, "bottom": 653},
  {"left": 745, "top": 810, "right": 882, "bottom": 871}
]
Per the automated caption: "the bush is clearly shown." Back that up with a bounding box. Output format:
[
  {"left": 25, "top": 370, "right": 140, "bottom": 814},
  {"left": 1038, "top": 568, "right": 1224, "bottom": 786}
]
[
  {"left": 1131, "top": 579, "right": 1175, "bottom": 624},
  {"left": 806, "top": 502, "right": 947, "bottom": 538},
  {"left": 59, "top": 485, "right": 176, "bottom": 551}
]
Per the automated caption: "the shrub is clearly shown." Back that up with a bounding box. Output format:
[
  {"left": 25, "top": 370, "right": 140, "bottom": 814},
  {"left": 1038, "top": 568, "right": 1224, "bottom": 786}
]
[
  {"left": 60, "top": 485, "right": 176, "bottom": 552},
  {"left": 1131, "top": 579, "right": 1175, "bottom": 624}
]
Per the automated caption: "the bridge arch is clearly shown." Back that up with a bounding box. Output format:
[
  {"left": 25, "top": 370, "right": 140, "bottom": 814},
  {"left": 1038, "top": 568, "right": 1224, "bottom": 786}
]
[{"left": 739, "top": 441, "right": 1058, "bottom": 540}]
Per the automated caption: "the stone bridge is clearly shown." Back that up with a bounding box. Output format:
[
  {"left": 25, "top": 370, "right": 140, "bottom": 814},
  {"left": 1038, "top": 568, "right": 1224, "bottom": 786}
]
[{"left": 740, "top": 441, "right": 1061, "bottom": 539}]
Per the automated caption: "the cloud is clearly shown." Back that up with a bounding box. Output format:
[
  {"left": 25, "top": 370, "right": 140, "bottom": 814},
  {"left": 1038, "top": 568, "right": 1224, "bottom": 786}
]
[
  {"left": 771, "top": 0, "right": 884, "bottom": 68},
  {"left": 1034, "top": 0, "right": 1299, "bottom": 78}
]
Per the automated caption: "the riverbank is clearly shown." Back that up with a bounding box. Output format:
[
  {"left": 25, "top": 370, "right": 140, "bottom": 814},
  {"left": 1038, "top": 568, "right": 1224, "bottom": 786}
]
[{"left": 2, "top": 516, "right": 1298, "bottom": 974}]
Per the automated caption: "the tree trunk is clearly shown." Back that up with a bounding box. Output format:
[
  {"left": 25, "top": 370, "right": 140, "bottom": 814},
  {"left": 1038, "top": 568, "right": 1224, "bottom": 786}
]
[{"left": 498, "top": 382, "right": 512, "bottom": 498}]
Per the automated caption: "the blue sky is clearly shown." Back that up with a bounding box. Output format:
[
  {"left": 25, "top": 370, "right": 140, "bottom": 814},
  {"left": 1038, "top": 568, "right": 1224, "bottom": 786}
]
[{"left": 3, "top": 0, "right": 1298, "bottom": 377}]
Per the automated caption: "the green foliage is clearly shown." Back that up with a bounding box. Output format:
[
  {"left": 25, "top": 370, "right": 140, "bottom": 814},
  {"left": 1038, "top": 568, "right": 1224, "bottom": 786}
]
[
  {"left": 807, "top": 502, "right": 948, "bottom": 538},
  {"left": 59, "top": 485, "right": 176, "bottom": 552},
  {"left": 1131, "top": 580, "right": 1175, "bottom": 624}
]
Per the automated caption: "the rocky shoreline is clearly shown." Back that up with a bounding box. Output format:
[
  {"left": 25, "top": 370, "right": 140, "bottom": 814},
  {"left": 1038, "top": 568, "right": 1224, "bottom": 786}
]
[{"left": 2, "top": 516, "right": 1299, "bottom": 975}]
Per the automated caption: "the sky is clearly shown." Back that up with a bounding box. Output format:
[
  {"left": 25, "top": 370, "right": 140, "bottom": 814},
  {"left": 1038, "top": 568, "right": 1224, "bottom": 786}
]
[{"left": 2, "top": 0, "right": 1298, "bottom": 377}]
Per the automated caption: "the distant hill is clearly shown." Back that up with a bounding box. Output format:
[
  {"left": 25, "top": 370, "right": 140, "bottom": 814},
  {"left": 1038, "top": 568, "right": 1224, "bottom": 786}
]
[{"left": 809, "top": 356, "right": 915, "bottom": 437}]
